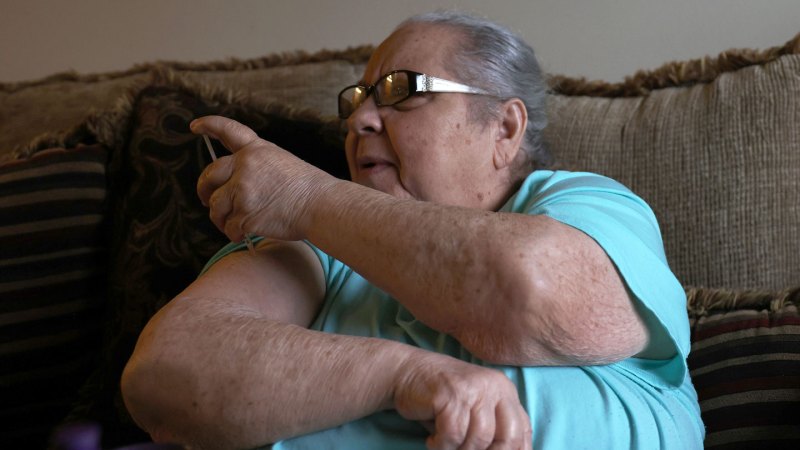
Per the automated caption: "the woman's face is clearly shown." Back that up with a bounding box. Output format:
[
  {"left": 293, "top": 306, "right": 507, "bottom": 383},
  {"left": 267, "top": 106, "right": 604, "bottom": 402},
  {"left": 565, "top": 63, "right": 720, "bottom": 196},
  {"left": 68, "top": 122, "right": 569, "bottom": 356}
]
[{"left": 344, "top": 24, "right": 509, "bottom": 210}]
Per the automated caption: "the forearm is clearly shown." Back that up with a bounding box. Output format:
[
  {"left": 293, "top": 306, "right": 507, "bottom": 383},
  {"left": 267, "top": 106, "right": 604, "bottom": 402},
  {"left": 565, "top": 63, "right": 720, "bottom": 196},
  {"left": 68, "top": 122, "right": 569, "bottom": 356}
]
[
  {"left": 122, "top": 296, "right": 416, "bottom": 449},
  {"left": 310, "top": 183, "right": 515, "bottom": 337},
  {"left": 307, "top": 180, "right": 646, "bottom": 365}
]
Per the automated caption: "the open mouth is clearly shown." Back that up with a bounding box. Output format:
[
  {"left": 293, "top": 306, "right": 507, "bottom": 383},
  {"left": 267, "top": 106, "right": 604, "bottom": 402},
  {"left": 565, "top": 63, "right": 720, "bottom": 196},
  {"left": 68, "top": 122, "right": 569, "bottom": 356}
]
[{"left": 357, "top": 156, "right": 390, "bottom": 171}]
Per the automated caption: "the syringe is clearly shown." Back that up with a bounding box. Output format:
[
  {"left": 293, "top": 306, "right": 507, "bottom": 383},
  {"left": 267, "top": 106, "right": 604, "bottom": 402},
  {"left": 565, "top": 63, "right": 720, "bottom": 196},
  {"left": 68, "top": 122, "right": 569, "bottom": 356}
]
[{"left": 203, "top": 135, "right": 256, "bottom": 255}]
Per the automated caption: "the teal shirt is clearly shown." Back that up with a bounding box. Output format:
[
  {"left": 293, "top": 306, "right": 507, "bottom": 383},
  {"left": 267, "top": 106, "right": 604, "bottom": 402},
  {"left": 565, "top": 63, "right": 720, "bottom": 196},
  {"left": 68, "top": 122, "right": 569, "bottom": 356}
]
[{"left": 206, "top": 170, "right": 705, "bottom": 449}]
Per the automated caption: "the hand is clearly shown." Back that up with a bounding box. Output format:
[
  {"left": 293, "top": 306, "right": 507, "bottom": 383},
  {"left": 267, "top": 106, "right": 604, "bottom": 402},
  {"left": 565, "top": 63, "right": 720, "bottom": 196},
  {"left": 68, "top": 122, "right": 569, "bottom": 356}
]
[
  {"left": 394, "top": 352, "right": 532, "bottom": 450},
  {"left": 191, "top": 116, "right": 338, "bottom": 242}
]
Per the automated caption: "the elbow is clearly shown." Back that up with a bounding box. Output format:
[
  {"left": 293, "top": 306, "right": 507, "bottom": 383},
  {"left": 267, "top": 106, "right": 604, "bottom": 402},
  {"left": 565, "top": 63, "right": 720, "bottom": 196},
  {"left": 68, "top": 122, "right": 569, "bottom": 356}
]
[
  {"left": 505, "top": 224, "right": 649, "bottom": 365},
  {"left": 120, "top": 305, "right": 281, "bottom": 449},
  {"left": 121, "top": 342, "right": 220, "bottom": 447},
  {"left": 462, "top": 312, "right": 646, "bottom": 368},
  {"left": 120, "top": 354, "right": 165, "bottom": 441},
  {"left": 121, "top": 344, "right": 188, "bottom": 444},
  {"left": 458, "top": 269, "right": 647, "bottom": 367},
  {"left": 530, "top": 277, "right": 650, "bottom": 366},
  {"left": 540, "top": 312, "right": 648, "bottom": 366},
  {"left": 120, "top": 313, "right": 204, "bottom": 446}
]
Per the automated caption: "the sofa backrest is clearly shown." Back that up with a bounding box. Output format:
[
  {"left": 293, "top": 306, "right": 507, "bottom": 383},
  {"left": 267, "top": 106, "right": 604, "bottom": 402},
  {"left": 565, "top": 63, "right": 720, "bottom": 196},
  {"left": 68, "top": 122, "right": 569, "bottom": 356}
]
[{"left": 3, "top": 36, "right": 798, "bottom": 290}]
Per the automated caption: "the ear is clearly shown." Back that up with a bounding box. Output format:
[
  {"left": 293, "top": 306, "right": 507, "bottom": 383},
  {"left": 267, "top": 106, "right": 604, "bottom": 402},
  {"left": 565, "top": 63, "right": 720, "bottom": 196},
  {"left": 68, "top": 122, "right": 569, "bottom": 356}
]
[{"left": 492, "top": 98, "right": 527, "bottom": 170}]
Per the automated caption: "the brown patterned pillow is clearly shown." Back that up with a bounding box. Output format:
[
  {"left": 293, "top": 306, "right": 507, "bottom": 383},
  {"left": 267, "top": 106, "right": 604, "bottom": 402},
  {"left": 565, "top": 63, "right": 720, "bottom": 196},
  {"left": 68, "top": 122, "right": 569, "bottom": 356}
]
[
  {"left": 0, "top": 145, "right": 109, "bottom": 448},
  {"left": 69, "top": 79, "right": 349, "bottom": 446},
  {"left": 687, "top": 287, "right": 800, "bottom": 449}
]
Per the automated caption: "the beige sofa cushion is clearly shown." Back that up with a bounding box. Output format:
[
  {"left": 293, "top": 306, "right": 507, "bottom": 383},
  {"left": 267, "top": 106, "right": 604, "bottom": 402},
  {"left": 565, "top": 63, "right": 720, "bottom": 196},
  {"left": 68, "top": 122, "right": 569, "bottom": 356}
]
[
  {"left": 545, "top": 34, "right": 800, "bottom": 290},
  {"left": 0, "top": 47, "right": 370, "bottom": 161}
]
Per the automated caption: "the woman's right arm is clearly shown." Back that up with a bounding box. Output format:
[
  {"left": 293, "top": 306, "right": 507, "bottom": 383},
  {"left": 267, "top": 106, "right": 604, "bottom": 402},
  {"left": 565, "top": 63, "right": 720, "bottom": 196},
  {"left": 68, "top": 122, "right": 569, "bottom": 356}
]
[{"left": 120, "top": 240, "right": 530, "bottom": 450}]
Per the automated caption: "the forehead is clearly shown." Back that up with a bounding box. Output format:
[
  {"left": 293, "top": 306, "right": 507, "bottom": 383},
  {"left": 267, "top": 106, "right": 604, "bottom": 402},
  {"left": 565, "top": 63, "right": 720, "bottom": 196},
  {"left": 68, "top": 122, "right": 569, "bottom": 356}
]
[{"left": 364, "top": 23, "right": 460, "bottom": 83}]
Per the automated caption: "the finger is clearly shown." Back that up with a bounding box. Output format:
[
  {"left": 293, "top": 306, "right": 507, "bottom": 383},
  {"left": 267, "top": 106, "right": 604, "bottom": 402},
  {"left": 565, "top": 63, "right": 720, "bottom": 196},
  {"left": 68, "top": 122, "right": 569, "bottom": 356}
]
[
  {"left": 207, "top": 184, "right": 234, "bottom": 236},
  {"left": 520, "top": 403, "right": 532, "bottom": 450},
  {"left": 223, "top": 212, "right": 246, "bottom": 243},
  {"left": 190, "top": 116, "right": 260, "bottom": 154},
  {"left": 461, "top": 402, "right": 495, "bottom": 450},
  {"left": 488, "top": 400, "right": 527, "bottom": 450},
  {"left": 522, "top": 416, "right": 532, "bottom": 450},
  {"left": 428, "top": 405, "right": 469, "bottom": 450},
  {"left": 421, "top": 420, "right": 436, "bottom": 434},
  {"left": 197, "top": 156, "right": 234, "bottom": 207}
]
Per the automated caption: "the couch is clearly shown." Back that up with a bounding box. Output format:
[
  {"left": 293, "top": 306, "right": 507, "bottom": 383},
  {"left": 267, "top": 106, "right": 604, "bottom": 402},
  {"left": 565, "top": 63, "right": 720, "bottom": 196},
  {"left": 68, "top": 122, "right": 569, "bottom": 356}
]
[{"left": 1, "top": 32, "right": 798, "bottom": 449}]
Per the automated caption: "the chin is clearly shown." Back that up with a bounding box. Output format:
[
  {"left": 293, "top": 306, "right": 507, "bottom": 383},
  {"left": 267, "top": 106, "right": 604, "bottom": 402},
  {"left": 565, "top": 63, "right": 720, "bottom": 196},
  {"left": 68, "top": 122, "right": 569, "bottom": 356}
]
[
  {"left": 354, "top": 172, "right": 406, "bottom": 197},
  {"left": 364, "top": 180, "right": 414, "bottom": 200}
]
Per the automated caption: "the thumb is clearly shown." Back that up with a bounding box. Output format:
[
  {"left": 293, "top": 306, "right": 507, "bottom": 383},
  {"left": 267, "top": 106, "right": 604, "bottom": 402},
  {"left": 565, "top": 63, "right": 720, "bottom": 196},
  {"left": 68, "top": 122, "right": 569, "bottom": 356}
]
[{"left": 190, "top": 115, "right": 260, "bottom": 153}]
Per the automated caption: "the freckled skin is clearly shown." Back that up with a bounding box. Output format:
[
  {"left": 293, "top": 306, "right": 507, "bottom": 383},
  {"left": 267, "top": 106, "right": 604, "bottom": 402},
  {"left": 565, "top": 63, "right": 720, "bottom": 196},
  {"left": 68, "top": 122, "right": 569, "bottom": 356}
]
[
  {"left": 121, "top": 18, "right": 648, "bottom": 450},
  {"left": 345, "top": 24, "right": 516, "bottom": 211}
]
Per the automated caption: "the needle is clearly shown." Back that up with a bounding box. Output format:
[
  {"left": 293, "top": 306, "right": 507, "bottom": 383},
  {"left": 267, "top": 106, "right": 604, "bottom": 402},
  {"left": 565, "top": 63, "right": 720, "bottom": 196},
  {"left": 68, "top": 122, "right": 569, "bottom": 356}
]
[
  {"left": 203, "top": 134, "right": 256, "bottom": 255},
  {"left": 203, "top": 135, "right": 217, "bottom": 161}
]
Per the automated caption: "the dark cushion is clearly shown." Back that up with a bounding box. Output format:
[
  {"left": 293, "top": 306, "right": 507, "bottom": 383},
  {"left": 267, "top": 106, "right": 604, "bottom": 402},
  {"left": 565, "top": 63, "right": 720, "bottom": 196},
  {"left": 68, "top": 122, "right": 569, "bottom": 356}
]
[
  {"left": 0, "top": 145, "right": 109, "bottom": 449},
  {"left": 687, "top": 287, "right": 800, "bottom": 449},
  {"left": 69, "top": 78, "right": 348, "bottom": 447}
]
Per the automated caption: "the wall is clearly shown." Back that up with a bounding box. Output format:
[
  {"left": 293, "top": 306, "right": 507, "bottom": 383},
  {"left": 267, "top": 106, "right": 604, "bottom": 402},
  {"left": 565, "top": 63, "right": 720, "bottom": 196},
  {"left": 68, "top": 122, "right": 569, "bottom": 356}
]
[{"left": 1, "top": 0, "right": 799, "bottom": 83}]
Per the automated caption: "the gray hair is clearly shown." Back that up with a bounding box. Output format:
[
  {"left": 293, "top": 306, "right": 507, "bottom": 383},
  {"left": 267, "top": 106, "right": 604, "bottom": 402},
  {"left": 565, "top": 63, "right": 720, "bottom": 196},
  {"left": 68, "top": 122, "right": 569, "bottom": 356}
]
[{"left": 398, "top": 11, "right": 552, "bottom": 170}]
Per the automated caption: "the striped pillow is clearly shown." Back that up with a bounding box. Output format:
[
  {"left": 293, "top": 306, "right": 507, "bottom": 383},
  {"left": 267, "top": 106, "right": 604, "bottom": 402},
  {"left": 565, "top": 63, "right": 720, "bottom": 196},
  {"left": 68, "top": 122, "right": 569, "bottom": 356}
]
[
  {"left": 688, "top": 287, "right": 800, "bottom": 449},
  {"left": 0, "top": 145, "right": 109, "bottom": 448}
]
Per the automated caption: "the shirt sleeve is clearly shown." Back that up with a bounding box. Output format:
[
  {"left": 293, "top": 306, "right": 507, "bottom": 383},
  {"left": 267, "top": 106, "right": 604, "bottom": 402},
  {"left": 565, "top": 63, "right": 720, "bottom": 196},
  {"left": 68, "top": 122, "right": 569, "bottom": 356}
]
[
  {"left": 505, "top": 170, "right": 690, "bottom": 389},
  {"left": 201, "top": 238, "right": 340, "bottom": 286},
  {"left": 199, "top": 237, "right": 267, "bottom": 276}
]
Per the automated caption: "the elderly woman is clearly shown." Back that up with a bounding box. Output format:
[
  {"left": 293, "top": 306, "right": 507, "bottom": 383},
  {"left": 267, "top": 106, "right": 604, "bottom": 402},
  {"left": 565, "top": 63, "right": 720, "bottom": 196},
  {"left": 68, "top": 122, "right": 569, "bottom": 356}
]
[{"left": 121, "top": 11, "right": 704, "bottom": 450}]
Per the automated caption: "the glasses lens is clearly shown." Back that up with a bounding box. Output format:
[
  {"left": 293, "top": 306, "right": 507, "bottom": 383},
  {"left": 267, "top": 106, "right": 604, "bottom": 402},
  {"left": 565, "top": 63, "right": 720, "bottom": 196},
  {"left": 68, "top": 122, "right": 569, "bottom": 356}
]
[
  {"left": 376, "top": 71, "right": 410, "bottom": 106},
  {"left": 338, "top": 86, "right": 368, "bottom": 119}
]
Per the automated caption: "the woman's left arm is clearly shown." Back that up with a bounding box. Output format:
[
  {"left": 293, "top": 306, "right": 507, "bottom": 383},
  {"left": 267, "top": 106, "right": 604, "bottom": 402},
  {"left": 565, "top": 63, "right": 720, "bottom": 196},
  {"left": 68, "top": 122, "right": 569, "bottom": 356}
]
[
  {"left": 193, "top": 116, "right": 651, "bottom": 367},
  {"left": 306, "top": 181, "right": 651, "bottom": 367}
]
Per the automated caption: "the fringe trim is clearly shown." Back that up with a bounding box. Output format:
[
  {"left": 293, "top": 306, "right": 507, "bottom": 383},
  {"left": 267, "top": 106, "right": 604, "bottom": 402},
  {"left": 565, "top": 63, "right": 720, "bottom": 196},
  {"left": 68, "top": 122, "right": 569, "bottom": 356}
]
[
  {"left": 0, "top": 45, "right": 374, "bottom": 94},
  {"left": 549, "top": 31, "right": 800, "bottom": 97},
  {"left": 686, "top": 286, "right": 800, "bottom": 316},
  {"left": 10, "top": 66, "right": 347, "bottom": 160},
  {"left": 10, "top": 77, "right": 150, "bottom": 160},
  {"left": 6, "top": 31, "right": 799, "bottom": 98},
  {"left": 140, "top": 66, "right": 347, "bottom": 135}
]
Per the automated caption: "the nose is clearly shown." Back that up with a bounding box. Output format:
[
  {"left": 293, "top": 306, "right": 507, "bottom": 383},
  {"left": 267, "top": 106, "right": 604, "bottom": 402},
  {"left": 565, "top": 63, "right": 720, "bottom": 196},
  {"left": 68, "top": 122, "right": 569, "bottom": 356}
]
[{"left": 347, "top": 94, "right": 383, "bottom": 136}]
